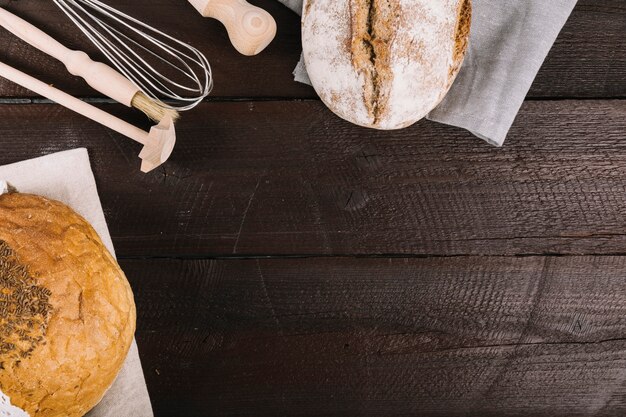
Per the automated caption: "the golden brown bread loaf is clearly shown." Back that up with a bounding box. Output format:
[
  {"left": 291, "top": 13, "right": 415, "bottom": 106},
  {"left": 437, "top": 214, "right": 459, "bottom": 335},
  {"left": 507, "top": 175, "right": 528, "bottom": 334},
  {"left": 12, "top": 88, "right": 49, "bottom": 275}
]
[
  {"left": 0, "top": 192, "right": 136, "bottom": 417},
  {"left": 302, "top": 0, "right": 472, "bottom": 129}
]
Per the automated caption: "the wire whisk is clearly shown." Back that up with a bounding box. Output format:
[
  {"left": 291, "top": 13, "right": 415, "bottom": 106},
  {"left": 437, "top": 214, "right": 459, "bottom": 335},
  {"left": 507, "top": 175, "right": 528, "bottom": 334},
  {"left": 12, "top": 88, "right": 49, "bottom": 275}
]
[{"left": 53, "top": 0, "right": 213, "bottom": 112}]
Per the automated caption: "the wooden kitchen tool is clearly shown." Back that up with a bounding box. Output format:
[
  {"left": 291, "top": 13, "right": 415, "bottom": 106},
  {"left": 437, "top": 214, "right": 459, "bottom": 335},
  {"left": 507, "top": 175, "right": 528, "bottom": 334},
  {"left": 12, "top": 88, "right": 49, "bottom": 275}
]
[
  {"left": 0, "top": 7, "right": 177, "bottom": 123},
  {"left": 188, "top": 0, "right": 277, "bottom": 56},
  {"left": 0, "top": 61, "right": 176, "bottom": 173}
]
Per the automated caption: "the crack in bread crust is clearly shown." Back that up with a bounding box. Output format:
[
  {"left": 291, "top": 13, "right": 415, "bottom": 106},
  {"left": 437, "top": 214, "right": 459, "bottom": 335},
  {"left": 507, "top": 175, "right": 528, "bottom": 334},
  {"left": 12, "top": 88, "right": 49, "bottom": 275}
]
[
  {"left": 350, "top": 0, "right": 376, "bottom": 120},
  {"left": 449, "top": 0, "right": 472, "bottom": 83},
  {"left": 350, "top": 0, "right": 398, "bottom": 125}
]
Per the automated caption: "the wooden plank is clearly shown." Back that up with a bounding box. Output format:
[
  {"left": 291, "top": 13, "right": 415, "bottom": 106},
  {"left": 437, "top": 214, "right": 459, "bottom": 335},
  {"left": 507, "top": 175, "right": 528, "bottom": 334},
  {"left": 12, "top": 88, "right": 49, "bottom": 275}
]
[
  {"left": 121, "top": 256, "right": 626, "bottom": 417},
  {"left": 0, "top": 100, "right": 625, "bottom": 256},
  {"left": 533, "top": 0, "right": 626, "bottom": 98},
  {"left": 0, "top": 0, "right": 623, "bottom": 99}
]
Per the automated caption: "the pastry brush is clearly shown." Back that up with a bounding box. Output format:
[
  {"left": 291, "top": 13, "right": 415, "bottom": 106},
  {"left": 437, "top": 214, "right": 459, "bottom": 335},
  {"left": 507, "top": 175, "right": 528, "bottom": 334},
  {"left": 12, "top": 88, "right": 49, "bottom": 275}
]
[
  {"left": 0, "top": 7, "right": 179, "bottom": 123},
  {"left": 0, "top": 60, "right": 176, "bottom": 173}
]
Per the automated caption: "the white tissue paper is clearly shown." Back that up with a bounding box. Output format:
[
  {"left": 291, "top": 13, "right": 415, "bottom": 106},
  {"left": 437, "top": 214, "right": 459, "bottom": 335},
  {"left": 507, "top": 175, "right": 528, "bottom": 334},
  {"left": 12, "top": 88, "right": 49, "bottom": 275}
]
[{"left": 0, "top": 389, "right": 29, "bottom": 417}]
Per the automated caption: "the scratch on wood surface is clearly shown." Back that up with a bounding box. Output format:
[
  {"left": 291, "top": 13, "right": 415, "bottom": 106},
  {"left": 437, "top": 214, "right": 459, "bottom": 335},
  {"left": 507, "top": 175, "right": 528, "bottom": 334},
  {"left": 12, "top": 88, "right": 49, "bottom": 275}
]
[
  {"left": 257, "top": 260, "right": 283, "bottom": 336},
  {"left": 476, "top": 258, "right": 552, "bottom": 403},
  {"left": 174, "top": 182, "right": 211, "bottom": 248},
  {"left": 518, "top": 257, "right": 551, "bottom": 344},
  {"left": 233, "top": 177, "right": 262, "bottom": 254},
  {"left": 375, "top": 337, "right": 626, "bottom": 357},
  {"left": 345, "top": 191, "right": 354, "bottom": 209},
  {"left": 105, "top": 129, "right": 132, "bottom": 165},
  {"left": 303, "top": 178, "right": 331, "bottom": 251}
]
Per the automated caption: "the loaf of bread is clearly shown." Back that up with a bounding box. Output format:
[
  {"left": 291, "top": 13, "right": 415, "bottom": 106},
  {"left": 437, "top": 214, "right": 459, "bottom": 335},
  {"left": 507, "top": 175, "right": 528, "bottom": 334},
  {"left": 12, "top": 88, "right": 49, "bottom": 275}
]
[
  {"left": 0, "top": 192, "right": 136, "bottom": 417},
  {"left": 302, "top": 0, "right": 471, "bottom": 129}
]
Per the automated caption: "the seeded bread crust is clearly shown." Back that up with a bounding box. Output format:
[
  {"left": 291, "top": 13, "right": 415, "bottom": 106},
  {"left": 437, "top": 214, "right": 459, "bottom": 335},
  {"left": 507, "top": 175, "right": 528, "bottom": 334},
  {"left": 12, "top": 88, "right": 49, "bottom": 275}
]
[
  {"left": 0, "top": 193, "right": 136, "bottom": 417},
  {"left": 302, "top": 0, "right": 472, "bottom": 130}
]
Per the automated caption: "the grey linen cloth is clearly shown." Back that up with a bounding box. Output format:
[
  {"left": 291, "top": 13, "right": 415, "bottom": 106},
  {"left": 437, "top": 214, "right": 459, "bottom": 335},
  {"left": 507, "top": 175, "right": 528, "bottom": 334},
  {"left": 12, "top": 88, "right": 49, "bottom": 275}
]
[
  {"left": 280, "top": 0, "right": 578, "bottom": 146},
  {"left": 0, "top": 149, "right": 153, "bottom": 417}
]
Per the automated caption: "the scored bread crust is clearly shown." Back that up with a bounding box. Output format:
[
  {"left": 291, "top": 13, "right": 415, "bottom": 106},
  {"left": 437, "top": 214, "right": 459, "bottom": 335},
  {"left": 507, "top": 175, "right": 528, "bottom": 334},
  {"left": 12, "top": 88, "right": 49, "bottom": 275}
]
[
  {"left": 302, "top": 0, "right": 471, "bottom": 130},
  {"left": 449, "top": 0, "right": 472, "bottom": 86},
  {"left": 0, "top": 193, "right": 136, "bottom": 417}
]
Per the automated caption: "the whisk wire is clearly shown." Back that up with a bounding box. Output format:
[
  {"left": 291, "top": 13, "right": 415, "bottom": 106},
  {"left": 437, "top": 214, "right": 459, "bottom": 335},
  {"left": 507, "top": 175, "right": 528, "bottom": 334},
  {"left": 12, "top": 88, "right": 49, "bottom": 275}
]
[
  {"left": 53, "top": 0, "right": 213, "bottom": 111},
  {"left": 79, "top": 13, "right": 197, "bottom": 96},
  {"left": 63, "top": 0, "right": 212, "bottom": 102}
]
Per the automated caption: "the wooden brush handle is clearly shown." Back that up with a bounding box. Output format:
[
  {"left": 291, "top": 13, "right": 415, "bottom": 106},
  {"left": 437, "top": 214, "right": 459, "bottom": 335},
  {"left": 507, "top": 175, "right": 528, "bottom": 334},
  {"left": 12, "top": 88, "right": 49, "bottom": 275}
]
[
  {"left": 0, "top": 61, "right": 148, "bottom": 145},
  {"left": 189, "top": 0, "right": 276, "bottom": 56},
  {"left": 0, "top": 61, "right": 177, "bottom": 173},
  {"left": 0, "top": 7, "right": 138, "bottom": 106}
]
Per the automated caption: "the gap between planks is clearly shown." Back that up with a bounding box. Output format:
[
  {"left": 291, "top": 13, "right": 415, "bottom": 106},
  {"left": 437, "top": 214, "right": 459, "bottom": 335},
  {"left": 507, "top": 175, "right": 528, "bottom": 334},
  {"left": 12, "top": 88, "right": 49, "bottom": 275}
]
[
  {"left": 0, "top": 96, "right": 625, "bottom": 105},
  {"left": 116, "top": 252, "right": 626, "bottom": 261}
]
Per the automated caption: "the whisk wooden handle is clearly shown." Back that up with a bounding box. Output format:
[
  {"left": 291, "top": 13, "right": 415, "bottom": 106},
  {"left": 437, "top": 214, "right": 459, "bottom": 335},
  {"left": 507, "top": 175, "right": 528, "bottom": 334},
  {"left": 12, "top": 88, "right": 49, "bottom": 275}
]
[
  {"left": 63, "top": 51, "right": 138, "bottom": 106},
  {"left": 0, "top": 7, "right": 138, "bottom": 106},
  {"left": 189, "top": 0, "right": 276, "bottom": 56}
]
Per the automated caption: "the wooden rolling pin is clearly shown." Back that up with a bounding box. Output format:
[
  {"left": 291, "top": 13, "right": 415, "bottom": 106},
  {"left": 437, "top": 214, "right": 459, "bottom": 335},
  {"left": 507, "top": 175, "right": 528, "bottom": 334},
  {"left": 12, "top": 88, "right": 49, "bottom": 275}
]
[{"left": 188, "top": 0, "right": 276, "bottom": 56}]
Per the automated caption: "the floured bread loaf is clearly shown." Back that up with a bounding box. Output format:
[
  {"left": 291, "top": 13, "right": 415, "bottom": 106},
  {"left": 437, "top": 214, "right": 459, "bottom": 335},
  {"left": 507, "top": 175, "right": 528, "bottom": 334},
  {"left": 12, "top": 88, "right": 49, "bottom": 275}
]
[
  {"left": 302, "top": 0, "right": 471, "bottom": 129},
  {"left": 0, "top": 191, "right": 136, "bottom": 417}
]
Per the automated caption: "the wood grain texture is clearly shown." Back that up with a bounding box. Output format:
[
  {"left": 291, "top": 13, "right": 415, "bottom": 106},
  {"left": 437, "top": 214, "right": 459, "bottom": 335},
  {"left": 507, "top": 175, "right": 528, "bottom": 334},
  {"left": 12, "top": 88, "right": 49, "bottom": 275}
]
[
  {"left": 1, "top": 100, "right": 624, "bottom": 257},
  {"left": 534, "top": 0, "right": 626, "bottom": 98},
  {"left": 0, "top": 1, "right": 624, "bottom": 415},
  {"left": 122, "top": 256, "right": 626, "bottom": 417},
  {"left": 0, "top": 0, "right": 622, "bottom": 99}
]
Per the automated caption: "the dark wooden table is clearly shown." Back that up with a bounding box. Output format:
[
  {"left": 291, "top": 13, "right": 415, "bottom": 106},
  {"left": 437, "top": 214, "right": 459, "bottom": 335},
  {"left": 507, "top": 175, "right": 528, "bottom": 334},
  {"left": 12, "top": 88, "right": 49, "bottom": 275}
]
[{"left": 1, "top": 1, "right": 625, "bottom": 416}]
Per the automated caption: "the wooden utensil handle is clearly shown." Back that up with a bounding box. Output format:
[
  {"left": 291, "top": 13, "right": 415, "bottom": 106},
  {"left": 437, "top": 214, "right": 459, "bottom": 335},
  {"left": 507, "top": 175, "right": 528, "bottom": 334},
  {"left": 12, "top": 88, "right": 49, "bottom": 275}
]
[
  {"left": 0, "top": 61, "right": 148, "bottom": 145},
  {"left": 189, "top": 0, "right": 276, "bottom": 56},
  {"left": 0, "top": 7, "right": 138, "bottom": 106}
]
